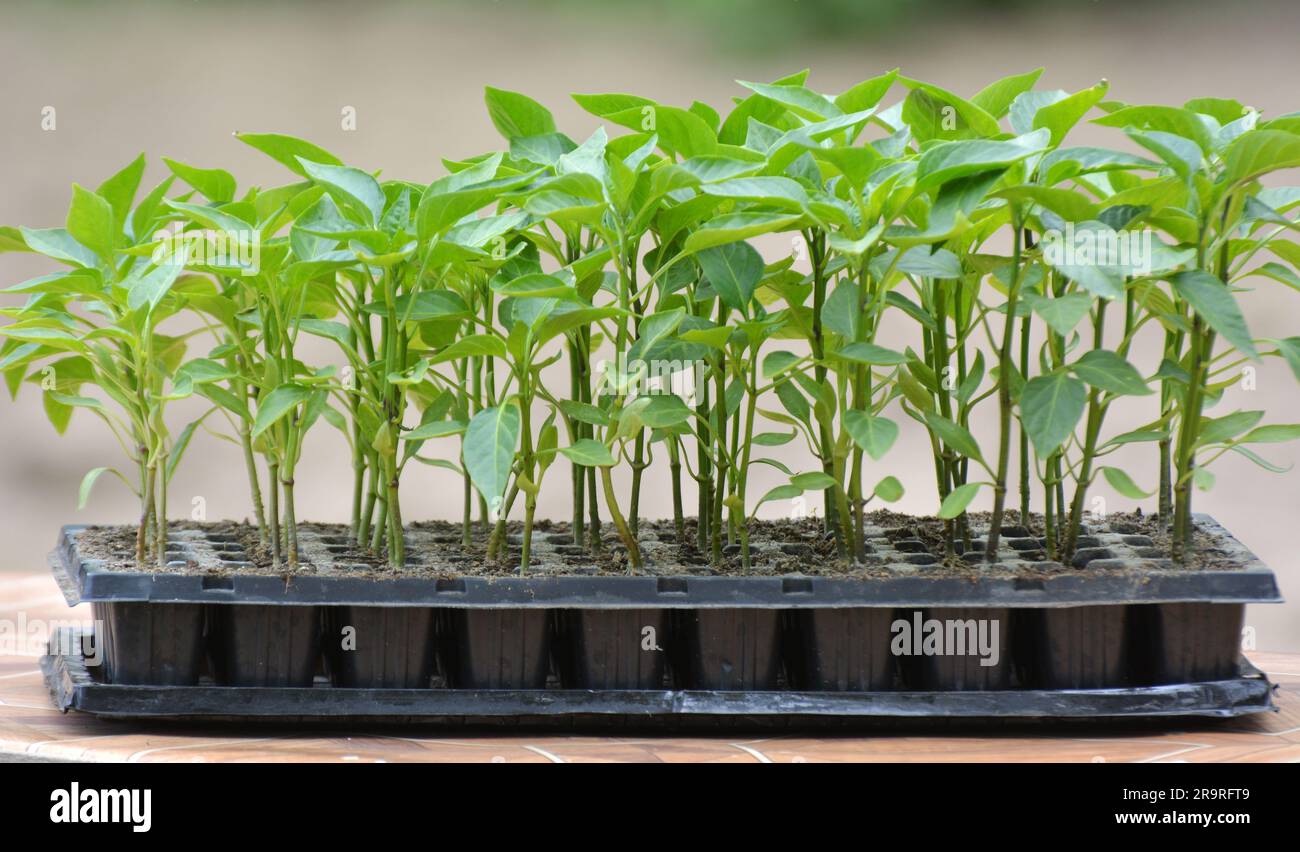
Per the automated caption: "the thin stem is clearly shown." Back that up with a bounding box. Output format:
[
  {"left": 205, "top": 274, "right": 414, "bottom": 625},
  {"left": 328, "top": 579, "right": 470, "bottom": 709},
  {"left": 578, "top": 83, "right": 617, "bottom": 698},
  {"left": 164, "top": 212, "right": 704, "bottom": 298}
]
[{"left": 985, "top": 210, "right": 1024, "bottom": 562}]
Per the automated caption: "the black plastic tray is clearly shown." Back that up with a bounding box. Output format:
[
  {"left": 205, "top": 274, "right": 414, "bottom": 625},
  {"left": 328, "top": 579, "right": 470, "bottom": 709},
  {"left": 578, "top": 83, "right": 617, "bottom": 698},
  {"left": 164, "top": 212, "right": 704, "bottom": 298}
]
[
  {"left": 50, "top": 514, "right": 1283, "bottom": 609},
  {"left": 41, "top": 629, "right": 1275, "bottom": 725}
]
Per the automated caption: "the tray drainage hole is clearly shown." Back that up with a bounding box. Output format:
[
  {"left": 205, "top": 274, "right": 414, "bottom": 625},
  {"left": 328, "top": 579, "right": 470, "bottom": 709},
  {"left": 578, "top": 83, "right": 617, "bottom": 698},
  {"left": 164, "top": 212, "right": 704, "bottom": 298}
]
[
  {"left": 435, "top": 578, "right": 466, "bottom": 593},
  {"left": 202, "top": 576, "right": 235, "bottom": 591},
  {"left": 782, "top": 578, "right": 813, "bottom": 595},
  {"left": 656, "top": 577, "right": 688, "bottom": 595}
]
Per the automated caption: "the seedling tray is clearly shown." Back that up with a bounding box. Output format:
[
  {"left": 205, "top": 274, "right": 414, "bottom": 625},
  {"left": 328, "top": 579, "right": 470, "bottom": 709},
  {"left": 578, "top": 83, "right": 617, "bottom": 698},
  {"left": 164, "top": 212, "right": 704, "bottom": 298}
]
[
  {"left": 43, "top": 514, "right": 1283, "bottom": 722},
  {"left": 50, "top": 514, "right": 1281, "bottom": 609},
  {"left": 42, "top": 629, "right": 1274, "bottom": 725}
]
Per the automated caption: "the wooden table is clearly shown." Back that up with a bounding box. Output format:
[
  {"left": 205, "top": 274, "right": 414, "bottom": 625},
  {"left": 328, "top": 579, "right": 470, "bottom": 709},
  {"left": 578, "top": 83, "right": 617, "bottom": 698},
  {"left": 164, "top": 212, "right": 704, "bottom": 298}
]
[{"left": 3, "top": 570, "right": 1297, "bottom": 763}]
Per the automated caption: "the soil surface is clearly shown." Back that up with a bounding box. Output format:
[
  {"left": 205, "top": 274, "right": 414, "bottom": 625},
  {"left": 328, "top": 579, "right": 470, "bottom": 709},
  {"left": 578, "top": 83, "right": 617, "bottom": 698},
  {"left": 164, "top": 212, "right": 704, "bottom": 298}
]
[{"left": 70, "top": 510, "right": 1246, "bottom": 580}]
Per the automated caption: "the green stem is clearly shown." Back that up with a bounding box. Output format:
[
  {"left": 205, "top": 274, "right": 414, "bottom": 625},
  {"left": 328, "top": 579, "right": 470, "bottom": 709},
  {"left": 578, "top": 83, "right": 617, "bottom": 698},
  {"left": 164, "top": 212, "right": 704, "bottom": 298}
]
[
  {"left": 985, "top": 210, "right": 1023, "bottom": 562},
  {"left": 600, "top": 465, "right": 642, "bottom": 573}
]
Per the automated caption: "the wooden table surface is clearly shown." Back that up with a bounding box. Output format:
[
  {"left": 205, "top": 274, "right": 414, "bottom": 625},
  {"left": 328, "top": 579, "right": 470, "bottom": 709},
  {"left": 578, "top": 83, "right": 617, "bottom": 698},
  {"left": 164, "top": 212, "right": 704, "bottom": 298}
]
[{"left": 2, "top": 569, "right": 1297, "bottom": 763}]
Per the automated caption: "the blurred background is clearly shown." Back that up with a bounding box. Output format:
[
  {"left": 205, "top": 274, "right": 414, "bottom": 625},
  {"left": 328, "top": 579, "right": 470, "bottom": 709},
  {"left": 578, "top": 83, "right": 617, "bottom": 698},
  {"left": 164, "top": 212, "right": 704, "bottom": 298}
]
[{"left": 2, "top": 0, "right": 1297, "bottom": 650}]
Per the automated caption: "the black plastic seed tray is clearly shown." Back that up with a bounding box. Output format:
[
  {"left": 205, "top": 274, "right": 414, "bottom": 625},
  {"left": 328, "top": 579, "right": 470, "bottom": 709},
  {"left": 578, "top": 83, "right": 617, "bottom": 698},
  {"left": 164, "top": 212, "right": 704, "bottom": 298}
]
[
  {"left": 50, "top": 514, "right": 1282, "bottom": 609},
  {"left": 44, "top": 516, "right": 1283, "bottom": 722},
  {"left": 41, "top": 629, "right": 1275, "bottom": 725}
]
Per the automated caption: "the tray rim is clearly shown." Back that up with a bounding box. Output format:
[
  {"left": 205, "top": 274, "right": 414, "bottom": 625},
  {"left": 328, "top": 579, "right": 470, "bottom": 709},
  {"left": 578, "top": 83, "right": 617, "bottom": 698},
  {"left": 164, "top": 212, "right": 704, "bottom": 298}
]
[{"left": 51, "top": 514, "right": 1284, "bottom": 609}]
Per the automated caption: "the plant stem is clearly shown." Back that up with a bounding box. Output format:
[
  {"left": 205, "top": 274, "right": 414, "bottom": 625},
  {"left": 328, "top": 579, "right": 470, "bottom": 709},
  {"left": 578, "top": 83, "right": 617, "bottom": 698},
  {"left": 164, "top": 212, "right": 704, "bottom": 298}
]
[
  {"left": 1172, "top": 320, "right": 1211, "bottom": 562},
  {"left": 136, "top": 454, "right": 152, "bottom": 566},
  {"left": 1064, "top": 302, "right": 1109, "bottom": 559},
  {"left": 629, "top": 433, "right": 644, "bottom": 537},
  {"left": 669, "top": 438, "right": 685, "bottom": 542},
  {"left": 600, "top": 464, "right": 642, "bottom": 573},
  {"left": 268, "top": 461, "right": 282, "bottom": 569},
  {"left": 1018, "top": 312, "right": 1032, "bottom": 525},
  {"left": 985, "top": 210, "right": 1024, "bottom": 562}
]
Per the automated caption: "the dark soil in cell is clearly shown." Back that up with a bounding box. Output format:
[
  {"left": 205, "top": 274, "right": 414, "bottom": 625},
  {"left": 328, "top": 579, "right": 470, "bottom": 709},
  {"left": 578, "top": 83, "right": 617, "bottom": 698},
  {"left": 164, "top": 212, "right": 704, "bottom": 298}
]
[{"left": 70, "top": 510, "right": 1245, "bottom": 581}]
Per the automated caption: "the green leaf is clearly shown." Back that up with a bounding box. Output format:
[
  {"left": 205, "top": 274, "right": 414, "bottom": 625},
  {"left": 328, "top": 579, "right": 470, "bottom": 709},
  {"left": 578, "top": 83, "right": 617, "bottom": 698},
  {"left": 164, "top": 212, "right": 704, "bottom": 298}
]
[
  {"left": 163, "top": 158, "right": 236, "bottom": 203},
  {"left": 637, "top": 394, "right": 693, "bottom": 429},
  {"left": 843, "top": 411, "right": 898, "bottom": 461},
  {"left": 834, "top": 342, "right": 908, "bottom": 366},
  {"left": 96, "top": 154, "right": 146, "bottom": 234},
  {"left": 78, "top": 466, "right": 136, "bottom": 508},
  {"left": 558, "top": 438, "right": 616, "bottom": 467},
  {"left": 464, "top": 404, "right": 521, "bottom": 502},
  {"left": 1238, "top": 424, "right": 1300, "bottom": 444},
  {"left": 898, "top": 77, "right": 1002, "bottom": 139},
  {"left": 251, "top": 383, "right": 312, "bottom": 439},
  {"left": 429, "top": 334, "right": 508, "bottom": 364},
  {"left": 821, "top": 280, "right": 860, "bottom": 340},
  {"left": 484, "top": 86, "right": 556, "bottom": 140},
  {"left": 873, "top": 475, "right": 904, "bottom": 503},
  {"left": 751, "top": 431, "right": 796, "bottom": 447},
  {"left": 923, "top": 412, "right": 984, "bottom": 463},
  {"left": 1172, "top": 270, "right": 1259, "bottom": 360},
  {"left": 1266, "top": 337, "right": 1300, "bottom": 381},
  {"left": 971, "top": 68, "right": 1043, "bottom": 118},
  {"left": 126, "top": 252, "right": 187, "bottom": 314},
  {"left": 915, "top": 130, "right": 1049, "bottom": 190},
  {"left": 1198, "top": 410, "right": 1264, "bottom": 446},
  {"left": 1229, "top": 444, "right": 1292, "bottom": 474},
  {"left": 1021, "top": 372, "right": 1087, "bottom": 456},
  {"left": 558, "top": 399, "right": 611, "bottom": 427},
  {"left": 298, "top": 159, "right": 385, "bottom": 226},
  {"left": 1025, "top": 292, "right": 1092, "bottom": 337},
  {"left": 700, "top": 176, "right": 808, "bottom": 209},
  {"left": 1223, "top": 129, "right": 1300, "bottom": 185},
  {"left": 695, "top": 240, "right": 763, "bottom": 314},
  {"left": 791, "top": 471, "right": 837, "bottom": 491},
  {"left": 166, "top": 414, "right": 211, "bottom": 482},
  {"left": 684, "top": 212, "right": 803, "bottom": 252},
  {"left": 1070, "top": 350, "right": 1152, "bottom": 396},
  {"left": 236, "top": 132, "right": 342, "bottom": 176},
  {"left": 938, "top": 482, "right": 982, "bottom": 519},
  {"left": 403, "top": 420, "right": 466, "bottom": 441},
  {"left": 755, "top": 483, "right": 803, "bottom": 512},
  {"left": 1100, "top": 466, "right": 1153, "bottom": 499},
  {"left": 1033, "top": 80, "right": 1109, "bottom": 145},
  {"left": 19, "top": 227, "right": 99, "bottom": 267},
  {"left": 66, "top": 185, "right": 115, "bottom": 262},
  {"left": 738, "top": 80, "right": 840, "bottom": 121}
]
